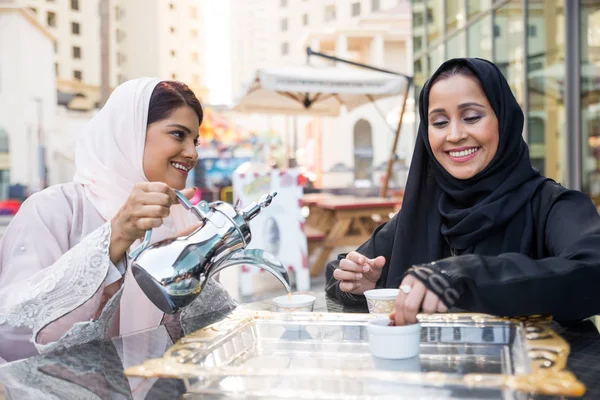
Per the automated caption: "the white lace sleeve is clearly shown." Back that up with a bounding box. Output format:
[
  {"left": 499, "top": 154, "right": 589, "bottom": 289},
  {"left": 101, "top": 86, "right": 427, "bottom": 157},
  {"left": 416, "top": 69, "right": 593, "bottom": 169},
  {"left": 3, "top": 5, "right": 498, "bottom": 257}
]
[{"left": 0, "top": 222, "right": 113, "bottom": 351}]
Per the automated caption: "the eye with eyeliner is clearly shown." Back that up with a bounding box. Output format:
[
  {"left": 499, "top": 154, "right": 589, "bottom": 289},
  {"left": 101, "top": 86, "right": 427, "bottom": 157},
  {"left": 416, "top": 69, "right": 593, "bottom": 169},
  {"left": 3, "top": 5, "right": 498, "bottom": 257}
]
[
  {"left": 431, "top": 118, "right": 449, "bottom": 128},
  {"left": 170, "top": 130, "right": 186, "bottom": 140},
  {"left": 463, "top": 111, "right": 483, "bottom": 124}
]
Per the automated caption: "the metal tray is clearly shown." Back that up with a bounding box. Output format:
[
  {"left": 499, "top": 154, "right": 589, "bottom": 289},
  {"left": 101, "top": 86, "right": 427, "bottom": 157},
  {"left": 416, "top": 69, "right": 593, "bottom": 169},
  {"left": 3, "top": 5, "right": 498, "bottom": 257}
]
[{"left": 125, "top": 310, "right": 585, "bottom": 399}]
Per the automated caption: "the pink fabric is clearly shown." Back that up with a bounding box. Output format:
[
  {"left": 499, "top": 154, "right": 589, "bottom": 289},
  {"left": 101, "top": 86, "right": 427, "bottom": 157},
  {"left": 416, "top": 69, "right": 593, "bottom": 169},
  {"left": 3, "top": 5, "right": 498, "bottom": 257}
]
[
  {"left": 0, "top": 78, "right": 199, "bottom": 362},
  {"left": 72, "top": 77, "right": 196, "bottom": 338},
  {"left": 0, "top": 184, "right": 107, "bottom": 361}
]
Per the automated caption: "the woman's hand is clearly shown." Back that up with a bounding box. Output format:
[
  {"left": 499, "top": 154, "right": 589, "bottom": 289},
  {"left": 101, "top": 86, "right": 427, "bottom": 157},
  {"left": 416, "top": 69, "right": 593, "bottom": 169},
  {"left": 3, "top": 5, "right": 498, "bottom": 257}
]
[
  {"left": 109, "top": 183, "right": 196, "bottom": 263},
  {"left": 390, "top": 274, "right": 448, "bottom": 326},
  {"left": 333, "top": 251, "right": 386, "bottom": 295}
]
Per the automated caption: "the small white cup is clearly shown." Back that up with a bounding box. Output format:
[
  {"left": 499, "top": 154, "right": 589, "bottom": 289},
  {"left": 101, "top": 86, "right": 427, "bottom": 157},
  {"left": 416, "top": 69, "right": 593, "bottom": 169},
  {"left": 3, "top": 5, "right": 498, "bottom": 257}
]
[
  {"left": 363, "top": 289, "right": 399, "bottom": 314},
  {"left": 367, "top": 318, "right": 421, "bottom": 359},
  {"left": 272, "top": 294, "right": 316, "bottom": 312}
]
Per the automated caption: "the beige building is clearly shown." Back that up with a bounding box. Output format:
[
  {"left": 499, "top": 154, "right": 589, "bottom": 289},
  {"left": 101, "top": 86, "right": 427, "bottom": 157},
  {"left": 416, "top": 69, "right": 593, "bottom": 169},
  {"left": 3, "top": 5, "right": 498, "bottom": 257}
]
[
  {"left": 230, "top": 0, "right": 413, "bottom": 189},
  {"left": 20, "top": 0, "right": 209, "bottom": 109},
  {"left": 0, "top": 2, "right": 57, "bottom": 192}
]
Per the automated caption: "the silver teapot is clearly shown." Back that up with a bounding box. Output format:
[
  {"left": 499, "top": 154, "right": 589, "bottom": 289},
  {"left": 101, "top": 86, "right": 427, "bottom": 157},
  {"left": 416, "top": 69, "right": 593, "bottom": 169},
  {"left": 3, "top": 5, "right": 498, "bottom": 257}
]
[{"left": 129, "top": 191, "right": 291, "bottom": 314}]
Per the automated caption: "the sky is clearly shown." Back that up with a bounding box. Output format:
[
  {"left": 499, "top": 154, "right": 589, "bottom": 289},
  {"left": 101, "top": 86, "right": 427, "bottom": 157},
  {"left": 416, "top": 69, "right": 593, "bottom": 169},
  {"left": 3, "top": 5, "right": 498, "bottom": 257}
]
[{"left": 203, "top": 0, "right": 232, "bottom": 105}]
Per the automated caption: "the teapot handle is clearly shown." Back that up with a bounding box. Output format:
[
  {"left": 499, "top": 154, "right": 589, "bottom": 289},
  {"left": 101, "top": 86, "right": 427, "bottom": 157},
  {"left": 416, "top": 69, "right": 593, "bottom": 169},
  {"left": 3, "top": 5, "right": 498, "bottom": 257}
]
[{"left": 129, "top": 190, "right": 209, "bottom": 259}]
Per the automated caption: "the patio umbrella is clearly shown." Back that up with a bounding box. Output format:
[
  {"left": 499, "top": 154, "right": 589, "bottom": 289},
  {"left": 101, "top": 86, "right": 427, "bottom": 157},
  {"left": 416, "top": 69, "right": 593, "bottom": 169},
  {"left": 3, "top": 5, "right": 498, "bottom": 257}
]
[
  {"left": 233, "top": 65, "right": 408, "bottom": 116},
  {"left": 232, "top": 62, "right": 411, "bottom": 196}
]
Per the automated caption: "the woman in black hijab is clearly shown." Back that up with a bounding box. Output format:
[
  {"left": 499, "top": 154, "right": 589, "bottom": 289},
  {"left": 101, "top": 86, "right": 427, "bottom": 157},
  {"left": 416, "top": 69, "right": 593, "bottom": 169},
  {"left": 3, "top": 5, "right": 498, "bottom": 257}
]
[{"left": 326, "top": 58, "right": 600, "bottom": 325}]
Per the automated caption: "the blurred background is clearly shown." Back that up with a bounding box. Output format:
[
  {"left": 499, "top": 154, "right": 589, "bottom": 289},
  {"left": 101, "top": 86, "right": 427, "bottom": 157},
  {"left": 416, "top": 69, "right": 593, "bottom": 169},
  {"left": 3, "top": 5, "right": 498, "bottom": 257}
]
[{"left": 0, "top": 0, "right": 598, "bottom": 297}]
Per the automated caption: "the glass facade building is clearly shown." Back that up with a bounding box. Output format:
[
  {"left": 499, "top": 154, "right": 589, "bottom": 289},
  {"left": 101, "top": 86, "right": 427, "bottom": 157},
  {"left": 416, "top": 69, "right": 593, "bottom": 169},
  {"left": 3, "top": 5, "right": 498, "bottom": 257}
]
[{"left": 412, "top": 0, "right": 600, "bottom": 202}]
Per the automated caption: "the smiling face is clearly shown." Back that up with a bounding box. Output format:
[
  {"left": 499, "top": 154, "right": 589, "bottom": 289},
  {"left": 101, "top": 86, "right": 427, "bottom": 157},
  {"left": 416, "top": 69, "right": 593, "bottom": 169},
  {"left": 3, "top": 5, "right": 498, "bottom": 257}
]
[
  {"left": 142, "top": 105, "right": 200, "bottom": 189},
  {"left": 427, "top": 74, "right": 499, "bottom": 180}
]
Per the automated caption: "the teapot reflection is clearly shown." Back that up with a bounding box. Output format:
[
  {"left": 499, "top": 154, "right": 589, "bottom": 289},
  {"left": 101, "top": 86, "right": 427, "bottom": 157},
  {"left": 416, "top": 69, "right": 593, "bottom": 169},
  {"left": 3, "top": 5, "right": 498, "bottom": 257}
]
[{"left": 129, "top": 191, "right": 291, "bottom": 314}]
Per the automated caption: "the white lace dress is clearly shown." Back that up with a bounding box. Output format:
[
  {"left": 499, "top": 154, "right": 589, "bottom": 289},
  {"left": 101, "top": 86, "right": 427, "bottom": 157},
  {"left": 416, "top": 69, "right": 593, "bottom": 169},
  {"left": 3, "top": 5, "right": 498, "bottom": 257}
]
[{"left": 0, "top": 183, "right": 236, "bottom": 363}]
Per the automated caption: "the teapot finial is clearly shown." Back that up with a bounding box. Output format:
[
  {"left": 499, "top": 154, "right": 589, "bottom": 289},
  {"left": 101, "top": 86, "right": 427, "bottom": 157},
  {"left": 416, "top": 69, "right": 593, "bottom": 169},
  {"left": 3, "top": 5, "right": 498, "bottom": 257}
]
[{"left": 241, "top": 191, "right": 278, "bottom": 221}]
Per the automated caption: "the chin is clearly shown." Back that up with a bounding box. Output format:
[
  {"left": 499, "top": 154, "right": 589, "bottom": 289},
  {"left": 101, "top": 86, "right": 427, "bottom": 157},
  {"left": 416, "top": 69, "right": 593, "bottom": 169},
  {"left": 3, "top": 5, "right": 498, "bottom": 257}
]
[
  {"left": 164, "top": 177, "right": 187, "bottom": 190},
  {"left": 446, "top": 168, "right": 479, "bottom": 181}
]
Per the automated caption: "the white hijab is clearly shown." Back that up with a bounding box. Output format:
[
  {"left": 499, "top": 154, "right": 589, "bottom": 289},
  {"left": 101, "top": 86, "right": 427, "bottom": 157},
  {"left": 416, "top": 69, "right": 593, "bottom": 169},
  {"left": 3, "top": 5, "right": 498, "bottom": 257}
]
[{"left": 73, "top": 77, "right": 196, "bottom": 333}]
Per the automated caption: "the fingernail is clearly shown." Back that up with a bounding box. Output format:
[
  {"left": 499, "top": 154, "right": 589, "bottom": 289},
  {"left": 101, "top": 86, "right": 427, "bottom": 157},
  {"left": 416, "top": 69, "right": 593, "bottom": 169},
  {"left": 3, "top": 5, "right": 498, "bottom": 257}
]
[
  {"left": 355, "top": 273, "right": 362, "bottom": 279},
  {"left": 363, "top": 265, "right": 370, "bottom": 272}
]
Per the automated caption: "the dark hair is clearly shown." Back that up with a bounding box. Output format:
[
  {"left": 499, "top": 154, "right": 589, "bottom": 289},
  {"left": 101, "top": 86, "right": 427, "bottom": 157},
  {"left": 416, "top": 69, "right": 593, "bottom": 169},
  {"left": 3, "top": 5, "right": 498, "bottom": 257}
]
[
  {"left": 147, "top": 81, "right": 203, "bottom": 126},
  {"left": 430, "top": 61, "right": 480, "bottom": 88}
]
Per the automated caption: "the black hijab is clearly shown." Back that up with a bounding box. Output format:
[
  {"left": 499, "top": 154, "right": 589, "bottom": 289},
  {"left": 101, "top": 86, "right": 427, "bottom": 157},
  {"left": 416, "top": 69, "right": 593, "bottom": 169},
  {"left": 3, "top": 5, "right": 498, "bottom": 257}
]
[{"left": 382, "top": 58, "right": 548, "bottom": 288}]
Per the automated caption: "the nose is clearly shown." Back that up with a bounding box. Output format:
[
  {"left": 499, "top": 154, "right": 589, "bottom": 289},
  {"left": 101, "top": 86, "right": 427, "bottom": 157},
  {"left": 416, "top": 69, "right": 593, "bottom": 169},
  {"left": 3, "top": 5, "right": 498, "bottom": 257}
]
[
  {"left": 446, "top": 120, "right": 466, "bottom": 143},
  {"left": 182, "top": 138, "right": 198, "bottom": 163}
]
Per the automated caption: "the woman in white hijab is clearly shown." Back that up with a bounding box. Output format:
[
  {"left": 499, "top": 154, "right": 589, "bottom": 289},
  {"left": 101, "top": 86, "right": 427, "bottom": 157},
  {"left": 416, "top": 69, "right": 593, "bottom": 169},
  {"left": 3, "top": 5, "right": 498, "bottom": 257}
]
[{"left": 0, "top": 78, "right": 236, "bottom": 363}]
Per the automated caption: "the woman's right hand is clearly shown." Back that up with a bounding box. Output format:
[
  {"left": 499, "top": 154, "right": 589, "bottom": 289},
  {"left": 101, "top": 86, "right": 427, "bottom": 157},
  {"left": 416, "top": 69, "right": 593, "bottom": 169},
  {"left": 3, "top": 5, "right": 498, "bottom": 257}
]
[
  {"left": 109, "top": 182, "right": 194, "bottom": 263},
  {"left": 333, "top": 251, "right": 386, "bottom": 295}
]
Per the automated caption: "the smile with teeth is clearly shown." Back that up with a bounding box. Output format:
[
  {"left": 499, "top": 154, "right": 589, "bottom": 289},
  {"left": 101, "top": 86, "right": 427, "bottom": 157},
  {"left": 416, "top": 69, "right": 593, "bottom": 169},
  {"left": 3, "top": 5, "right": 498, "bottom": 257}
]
[
  {"left": 448, "top": 147, "right": 480, "bottom": 158},
  {"left": 170, "top": 162, "right": 190, "bottom": 173}
]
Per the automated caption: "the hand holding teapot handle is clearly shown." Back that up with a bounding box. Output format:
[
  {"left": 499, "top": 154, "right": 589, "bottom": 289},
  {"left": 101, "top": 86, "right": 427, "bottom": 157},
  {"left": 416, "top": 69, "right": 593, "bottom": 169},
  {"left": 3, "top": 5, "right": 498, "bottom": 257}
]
[{"left": 111, "top": 183, "right": 196, "bottom": 262}]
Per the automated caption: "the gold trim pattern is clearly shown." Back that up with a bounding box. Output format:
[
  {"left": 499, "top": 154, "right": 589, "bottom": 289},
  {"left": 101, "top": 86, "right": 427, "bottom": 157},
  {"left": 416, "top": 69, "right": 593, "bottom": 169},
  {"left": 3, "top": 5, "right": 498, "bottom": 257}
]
[{"left": 125, "top": 311, "right": 585, "bottom": 397}]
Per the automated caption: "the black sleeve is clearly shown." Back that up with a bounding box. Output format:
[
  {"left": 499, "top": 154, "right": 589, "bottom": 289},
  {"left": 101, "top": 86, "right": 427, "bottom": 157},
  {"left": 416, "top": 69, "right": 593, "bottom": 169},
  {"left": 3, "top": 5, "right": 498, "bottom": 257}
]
[
  {"left": 325, "top": 212, "right": 400, "bottom": 304},
  {"left": 411, "top": 190, "right": 600, "bottom": 322}
]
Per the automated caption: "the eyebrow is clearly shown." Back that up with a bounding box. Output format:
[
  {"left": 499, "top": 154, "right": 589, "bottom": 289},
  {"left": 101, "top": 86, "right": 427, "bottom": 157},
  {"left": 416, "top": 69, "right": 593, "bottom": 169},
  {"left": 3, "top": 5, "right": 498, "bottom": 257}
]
[
  {"left": 428, "top": 102, "right": 485, "bottom": 116},
  {"left": 167, "top": 123, "right": 192, "bottom": 134}
]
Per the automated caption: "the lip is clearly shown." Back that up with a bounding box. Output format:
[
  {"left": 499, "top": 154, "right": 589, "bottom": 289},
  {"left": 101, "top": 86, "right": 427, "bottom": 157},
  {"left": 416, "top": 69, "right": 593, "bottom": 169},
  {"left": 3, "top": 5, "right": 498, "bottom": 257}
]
[
  {"left": 170, "top": 161, "right": 192, "bottom": 176},
  {"left": 445, "top": 146, "right": 480, "bottom": 163}
]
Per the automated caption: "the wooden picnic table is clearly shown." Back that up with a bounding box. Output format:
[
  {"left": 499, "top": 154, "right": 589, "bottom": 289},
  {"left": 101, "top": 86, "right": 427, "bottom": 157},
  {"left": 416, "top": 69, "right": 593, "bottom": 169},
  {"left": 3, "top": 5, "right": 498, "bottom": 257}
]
[{"left": 305, "top": 195, "right": 400, "bottom": 277}]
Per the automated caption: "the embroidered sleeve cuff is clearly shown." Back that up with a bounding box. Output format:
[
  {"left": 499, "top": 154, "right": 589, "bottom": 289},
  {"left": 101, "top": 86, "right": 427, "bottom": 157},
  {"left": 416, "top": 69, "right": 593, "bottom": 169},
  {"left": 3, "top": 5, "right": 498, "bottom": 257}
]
[{"left": 406, "top": 262, "right": 462, "bottom": 308}]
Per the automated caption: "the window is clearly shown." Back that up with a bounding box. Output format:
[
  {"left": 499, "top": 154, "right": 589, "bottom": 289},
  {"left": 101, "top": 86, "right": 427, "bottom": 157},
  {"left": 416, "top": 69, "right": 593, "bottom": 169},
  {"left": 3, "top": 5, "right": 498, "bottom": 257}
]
[
  {"left": 191, "top": 29, "right": 198, "bottom": 38},
  {"left": 115, "top": 5, "right": 124, "bottom": 20},
  {"left": 73, "top": 70, "right": 82, "bottom": 80},
  {"left": 29, "top": 7, "right": 37, "bottom": 14},
  {"left": 351, "top": 2, "right": 361, "bottom": 16},
  {"left": 171, "top": 73, "right": 177, "bottom": 79},
  {"left": 116, "top": 52, "right": 126, "bottom": 65},
  {"left": 169, "top": 26, "right": 175, "bottom": 33},
  {"left": 54, "top": 42, "right": 58, "bottom": 53},
  {"left": 190, "top": 6, "right": 197, "bottom": 18},
  {"left": 281, "top": 18, "right": 288, "bottom": 31},
  {"left": 280, "top": 0, "right": 287, "bottom": 6},
  {"left": 302, "top": 13, "right": 308, "bottom": 26},
  {"left": 72, "top": 46, "right": 81, "bottom": 59},
  {"left": 493, "top": 24, "right": 501, "bottom": 38},
  {"left": 445, "top": 0, "right": 465, "bottom": 31},
  {"left": 371, "top": 0, "right": 380, "bottom": 11},
  {"left": 55, "top": 63, "right": 59, "bottom": 77},
  {"left": 47, "top": 11, "right": 56, "bottom": 27},
  {"left": 170, "top": 50, "right": 176, "bottom": 57},
  {"left": 447, "top": 31, "right": 466, "bottom": 58},
  {"left": 192, "top": 52, "right": 199, "bottom": 62},
  {"left": 71, "top": 0, "right": 79, "bottom": 11},
  {"left": 116, "top": 29, "right": 125, "bottom": 42},
  {"left": 467, "top": 0, "right": 492, "bottom": 19},
  {"left": 117, "top": 74, "right": 126, "bottom": 84},
  {"left": 467, "top": 15, "right": 492, "bottom": 60},
  {"left": 580, "top": 0, "right": 600, "bottom": 196},
  {"left": 324, "top": 5, "right": 336, "bottom": 22},
  {"left": 71, "top": 22, "right": 80, "bottom": 35},
  {"left": 169, "top": 3, "right": 175, "bottom": 10},
  {"left": 281, "top": 42, "right": 289, "bottom": 55},
  {"left": 0, "top": 129, "right": 8, "bottom": 153},
  {"left": 527, "top": 24, "right": 537, "bottom": 37}
]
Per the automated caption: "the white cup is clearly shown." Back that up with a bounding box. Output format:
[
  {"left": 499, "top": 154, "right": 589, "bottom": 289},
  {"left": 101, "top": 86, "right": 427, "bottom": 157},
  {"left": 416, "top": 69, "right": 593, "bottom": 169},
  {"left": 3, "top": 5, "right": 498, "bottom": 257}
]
[
  {"left": 367, "top": 318, "right": 421, "bottom": 359},
  {"left": 363, "top": 289, "right": 399, "bottom": 314},
  {"left": 272, "top": 294, "right": 316, "bottom": 312}
]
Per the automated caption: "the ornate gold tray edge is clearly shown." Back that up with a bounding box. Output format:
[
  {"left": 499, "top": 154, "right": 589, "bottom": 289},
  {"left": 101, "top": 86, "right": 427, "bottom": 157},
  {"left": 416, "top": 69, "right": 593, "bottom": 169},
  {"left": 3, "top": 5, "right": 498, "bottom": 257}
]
[{"left": 125, "top": 311, "right": 585, "bottom": 397}]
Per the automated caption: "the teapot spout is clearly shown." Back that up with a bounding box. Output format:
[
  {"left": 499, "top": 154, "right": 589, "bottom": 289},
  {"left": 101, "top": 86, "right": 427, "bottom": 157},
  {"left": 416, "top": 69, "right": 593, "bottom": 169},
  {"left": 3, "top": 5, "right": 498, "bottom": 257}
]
[{"left": 210, "top": 249, "right": 291, "bottom": 294}]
